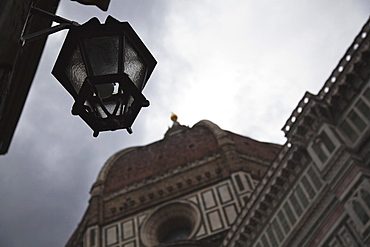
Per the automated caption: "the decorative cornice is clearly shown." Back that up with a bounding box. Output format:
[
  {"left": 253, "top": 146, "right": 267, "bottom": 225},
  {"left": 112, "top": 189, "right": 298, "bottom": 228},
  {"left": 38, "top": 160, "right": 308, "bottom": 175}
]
[
  {"left": 282, "top": 18, "right": 370, "bottom": 140},
  {"left": 222, "top": 143, "right": 307, "bottom": 247}
]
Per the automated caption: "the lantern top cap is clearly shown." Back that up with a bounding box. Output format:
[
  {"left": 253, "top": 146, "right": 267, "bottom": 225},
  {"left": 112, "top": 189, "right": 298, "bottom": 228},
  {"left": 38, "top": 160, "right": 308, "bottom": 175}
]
[
  {"left": 81, "top": 15, "right": 125, "bottom": 27},
  {"left": 52, "top": 14, "right": 157, "bottom": 97}
]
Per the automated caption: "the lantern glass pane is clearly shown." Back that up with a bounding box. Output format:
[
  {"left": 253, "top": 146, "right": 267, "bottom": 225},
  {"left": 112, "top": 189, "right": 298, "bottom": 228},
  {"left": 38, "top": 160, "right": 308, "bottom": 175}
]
[
  {"left": 125, "top": 96, "right": 134, "bottom": 113},
  {"left": 84, "top": 36, "right": 119, "bottom": 76},
  {"left": 86, "top": 101, "right": 111, "bottom": 119},
  {"left": 66, "top": 46, "right": 87, "bottom": 94},
  {"left": 95, "top": 83, "right": 115, "bottom": 99},
  {"left": 124, "top": 40, "right": 147, "bottom": 90},
  {"left": 86, "top": 95, "right": 125, "bottom": 119},
  {"left": 105, "top": 101, "right": 120, "bottom": 116},
  {"left": 93, "top": 103, "right": 108, "bottom": 118}
]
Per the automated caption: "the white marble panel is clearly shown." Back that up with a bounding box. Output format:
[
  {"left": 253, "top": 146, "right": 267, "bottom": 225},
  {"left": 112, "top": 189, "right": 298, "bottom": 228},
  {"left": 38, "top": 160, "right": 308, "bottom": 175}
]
[
  {"left": 106, "top": 225, "right": 118, "bottom": 246},
  {"left": 224, "top": 204, "right": 237, "bottom": 225},
  {"left": 138, "top": 214, "right": 147, "bottom": 226},
  {"left": 202, "top": 190, "right": 216, "bottom": 209},
  {"left": 218, "top": 184, "right": 232, "bottom": 203},
  {"left": 187, "top": 195, "right": 198, "bottom": 205},
  {"left": 208, "top": 210, "right": 223, "bottom": 231},
  {"left": 122, "top": 220, "right": 134, "bottom": 240}
]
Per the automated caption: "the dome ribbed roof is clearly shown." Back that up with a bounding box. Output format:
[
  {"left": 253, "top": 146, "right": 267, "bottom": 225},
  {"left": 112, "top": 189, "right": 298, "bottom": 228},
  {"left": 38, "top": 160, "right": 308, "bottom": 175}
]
[
  {"left": 103, "top": 122, "right": 219, "bottom": 193},
  {"left": 226, "top": 131, "right": 280, "bottom": 161},
  {"left": 97, "top": 120, "right": 281, "bottom": 194}
]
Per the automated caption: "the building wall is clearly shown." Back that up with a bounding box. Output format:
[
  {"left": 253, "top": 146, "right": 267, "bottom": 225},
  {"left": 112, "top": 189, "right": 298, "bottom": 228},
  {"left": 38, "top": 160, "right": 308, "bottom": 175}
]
[
  {"left": 66, "top": 120, "right": 280, "bottom": 247},
  {"left": 223, "top": 17, "right": 370, "bottom": 247},
  {"left": 0, "top": 0, "right": 60, "bottom": 154},
  {"left": 84, "top": 172, "right": 257, "bottom": 247}
]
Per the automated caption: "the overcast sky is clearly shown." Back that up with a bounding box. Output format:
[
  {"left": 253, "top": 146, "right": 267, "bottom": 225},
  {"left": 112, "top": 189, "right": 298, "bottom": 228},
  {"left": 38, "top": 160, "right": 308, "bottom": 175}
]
[{"left": 0, "top": 1, "right": 369, "bottom": 246}]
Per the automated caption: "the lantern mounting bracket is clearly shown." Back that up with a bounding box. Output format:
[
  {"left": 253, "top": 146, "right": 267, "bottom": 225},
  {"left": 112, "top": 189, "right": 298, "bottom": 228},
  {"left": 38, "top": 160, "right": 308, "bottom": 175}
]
[{"left": 20, "top": 5, "right": 80, "bottom": 45}]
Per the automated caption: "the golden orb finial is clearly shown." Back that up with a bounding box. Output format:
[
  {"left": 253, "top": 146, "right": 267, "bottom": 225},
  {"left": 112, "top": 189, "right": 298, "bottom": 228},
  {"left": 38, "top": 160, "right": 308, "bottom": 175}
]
[{"left": 170, "top": 113, "right": 178, "bottom": 122}]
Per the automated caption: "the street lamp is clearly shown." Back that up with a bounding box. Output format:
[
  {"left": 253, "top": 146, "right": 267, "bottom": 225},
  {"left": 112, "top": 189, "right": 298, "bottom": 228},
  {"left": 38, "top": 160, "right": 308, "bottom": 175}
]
[
  {"left": 52, "top": 16, "right": 156, "bottom": 136},
  {"left": 22, "top": 7, "right": 157, "bottom": 137}
]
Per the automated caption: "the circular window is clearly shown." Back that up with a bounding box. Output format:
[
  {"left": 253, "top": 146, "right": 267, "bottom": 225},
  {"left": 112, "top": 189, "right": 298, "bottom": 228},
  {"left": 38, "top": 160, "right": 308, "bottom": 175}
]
[{"left": 140, "top": 200, "right": 201, "bottom": 247}]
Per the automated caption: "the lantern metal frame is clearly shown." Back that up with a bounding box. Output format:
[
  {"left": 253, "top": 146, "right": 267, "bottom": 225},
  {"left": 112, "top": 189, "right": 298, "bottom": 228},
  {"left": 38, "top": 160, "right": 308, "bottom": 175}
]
[
  {"left": 52, "top": 16, "right": 156, "bottom": 136},
  {"left": 21, "top": 7, "right": 157, "bottom": 137}
]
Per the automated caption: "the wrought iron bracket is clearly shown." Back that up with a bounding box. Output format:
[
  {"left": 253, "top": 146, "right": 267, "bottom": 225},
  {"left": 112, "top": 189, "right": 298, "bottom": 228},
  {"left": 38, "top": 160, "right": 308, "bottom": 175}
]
[{"left": 20, "top": 4, "right": 80, "bottom": 45}]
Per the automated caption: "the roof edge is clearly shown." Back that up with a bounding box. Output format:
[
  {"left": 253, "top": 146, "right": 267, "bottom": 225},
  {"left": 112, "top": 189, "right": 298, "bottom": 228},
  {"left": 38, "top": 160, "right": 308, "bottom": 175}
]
[{"left": 194, "top": 120, "right": 235, "bottom": 147}]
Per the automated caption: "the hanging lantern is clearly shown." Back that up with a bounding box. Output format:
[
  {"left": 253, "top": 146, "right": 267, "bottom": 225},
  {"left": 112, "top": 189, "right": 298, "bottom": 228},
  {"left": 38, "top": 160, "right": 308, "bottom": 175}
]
[{"left": 52, "top": 16, "right": 157, "bottom": 136}]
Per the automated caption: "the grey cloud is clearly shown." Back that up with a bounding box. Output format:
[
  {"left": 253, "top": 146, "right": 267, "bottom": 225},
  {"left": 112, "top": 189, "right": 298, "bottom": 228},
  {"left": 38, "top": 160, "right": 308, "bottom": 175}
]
[{"left": 0, "top": 1, "right": 369, "bottom": 246}]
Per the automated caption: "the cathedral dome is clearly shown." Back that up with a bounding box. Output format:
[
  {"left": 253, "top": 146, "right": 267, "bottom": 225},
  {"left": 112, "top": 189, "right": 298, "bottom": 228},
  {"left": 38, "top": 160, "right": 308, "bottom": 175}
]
[
  {"left": 95, "top": 120, "right": 281, "bottom": 194},
  {"left": 68, "top": 119, "right": 282, "bottom": 247},
  {"left": 99, "top": 120, "right": 220, "bottom": 193}
]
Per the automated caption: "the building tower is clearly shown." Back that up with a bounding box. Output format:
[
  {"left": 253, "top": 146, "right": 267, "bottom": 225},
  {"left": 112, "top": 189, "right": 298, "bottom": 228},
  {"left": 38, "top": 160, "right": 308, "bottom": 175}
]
[{"left": 65, "top": 116, "right": 281, "bottom": 247}]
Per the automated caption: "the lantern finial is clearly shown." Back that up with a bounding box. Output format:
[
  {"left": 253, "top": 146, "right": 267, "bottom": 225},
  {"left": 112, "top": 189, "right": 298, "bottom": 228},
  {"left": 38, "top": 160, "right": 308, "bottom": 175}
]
[{"left": 170, "top": 113, "right": 178, "bottom": 122}]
